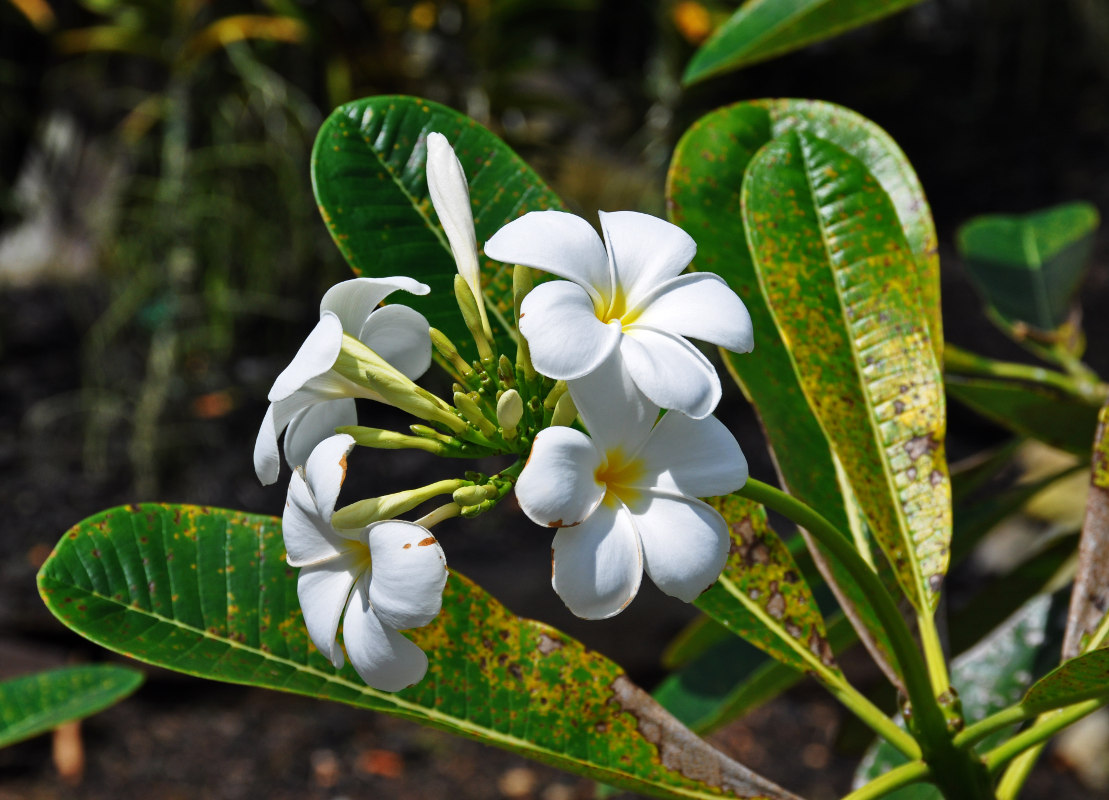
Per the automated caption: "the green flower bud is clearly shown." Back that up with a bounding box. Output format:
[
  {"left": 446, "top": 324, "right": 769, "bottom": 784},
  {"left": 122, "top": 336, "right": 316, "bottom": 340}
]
[{"left": 332, "top": 478, "right": 469, "bottom": 529}]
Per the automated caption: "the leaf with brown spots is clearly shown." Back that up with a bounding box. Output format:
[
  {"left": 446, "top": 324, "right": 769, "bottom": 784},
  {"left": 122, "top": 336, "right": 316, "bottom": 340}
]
[
  {"left": 38, "top": 504, "right": 799, "bottom": 800},
  {"left": 312, "top": 95, "right": 565, "bottom": 356},
  {"left": 696, "top": 496, "right": 841, "bottom": 683},
  {"left": 742, "top": 131, "right": 951, "bottom": 614}
]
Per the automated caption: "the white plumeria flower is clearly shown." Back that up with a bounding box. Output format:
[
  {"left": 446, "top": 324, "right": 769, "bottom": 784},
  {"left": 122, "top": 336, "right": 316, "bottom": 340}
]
[
  {"left": 485, "top": 209, "right": 753, "bottom": 419},
  {"left": 255, "top": 276, "right": 432, "bottom": 485},
  {"left": 284, "top": 434, "right": 448, "bottom": 692},
  {"left": 426, "top": 131, "right": 492, "bottom": 338},
  {"left": 514, "top": 353, "right": 748, "bottom": 619}
]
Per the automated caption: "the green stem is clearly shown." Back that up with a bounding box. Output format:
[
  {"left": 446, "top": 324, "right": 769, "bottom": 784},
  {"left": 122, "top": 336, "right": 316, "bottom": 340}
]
[
  {"left": 841, "top": 761, "right": 931, "bottom": 800},
  {"left": 737, "top": 480, "right": 995, "bottom": 799},
  {"left": 918, "top": 610, "right": 952, "bottom": 698},
  {"left": 995, "top": 745, "right": 1044, "bottom": 800},
  {"left": 984, "top": 699, "right": 1104, "bottom": 774},
  {"left": 945, "top": 344, "right": 1106, "bottom": 402},
  {"left": 953, "top": 705, "right": 1031, "bottom": 750}
]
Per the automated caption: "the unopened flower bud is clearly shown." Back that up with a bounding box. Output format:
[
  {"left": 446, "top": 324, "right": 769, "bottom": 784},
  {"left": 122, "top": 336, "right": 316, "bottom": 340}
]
[
  {"left": 453, "top": 391, "right": 498, "bottom": 438},
  {"left": 551, "top": 392, "right": 578, "bottom": 428},
  {"left": 332, "top": 478, "right": 469, "bottom": 529},
  {"left": 454, "top": 274, "right": 494, "bottom": 363},
  {"left": 496, "top": 389, "right": 524, "bottom": 439},
  {"left": 451, "top": 484, "right": 498, "bottom": 507},
  {"left": 430, "top": 327, "right": 472, "bottom": 378}
]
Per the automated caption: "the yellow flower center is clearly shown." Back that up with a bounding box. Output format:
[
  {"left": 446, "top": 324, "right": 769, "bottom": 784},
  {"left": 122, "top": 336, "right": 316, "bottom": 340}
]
[
  {"left": 597, "top": 287, "right": 641, "bottom": 329},
  {"left": 595, "top": 448, "right": 645, "bottom": 507}
]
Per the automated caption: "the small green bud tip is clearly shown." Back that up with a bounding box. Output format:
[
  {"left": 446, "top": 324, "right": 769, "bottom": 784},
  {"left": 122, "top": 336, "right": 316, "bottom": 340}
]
[
  {"left": 339, "top": 426, "right": 450, "bottom": 455},
  {"left": 496, "top": 388, "right": 524, "bottom": 431},
  {"left": 451, "top": 484, "right": 498, "bottom": 507},
  {"left": 430, "top": 327, "right": 471, "bottom": 376},
  {"left": 332, "top": 479, "right": 468, "bottom": 528},
  {"left": 543, "top": 380, "right": 568, "bottom": 411},
  {"left": 453, "top": 274, "right": 494, "bottom": 362},
  {"left": 551, "top": 392, "right": 578, "bottom": 428}
]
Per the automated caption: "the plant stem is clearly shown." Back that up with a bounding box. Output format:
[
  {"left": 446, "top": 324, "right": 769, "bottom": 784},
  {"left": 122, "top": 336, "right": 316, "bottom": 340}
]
[
  {"left": 984, "top": 699, "right": 1104, "bottom": 774},
  {"left": 945, "top": 344, "right": 1107, "bottom": 402},
  {"left": 841, "top": 761, "right": 931, "bottom": 800},
  {"left": 917, "top": 610, "right": 952, "bottom": 698},
  {"left": 736, "top": 479, "right": 996, "bottom": 800},
  {"left": 995, "top": 745, "right": 1044, "bottom": 800},
  {"left": 953, "top": 705, "right": 1031, "bottom": 750}
]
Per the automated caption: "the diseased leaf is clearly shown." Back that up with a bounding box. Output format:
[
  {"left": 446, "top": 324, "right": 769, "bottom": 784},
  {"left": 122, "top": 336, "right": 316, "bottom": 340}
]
[
  {"left": 683, "top": 0, "right": 926, "bottom": 85},
  {"left": 311, "top": 95, "right": 565, "bottom": 352},
  {"left": 957, "top": 202, "right": 1099, "bottom": 331},
  {"left": 1022, "top": 648, "right": 1109, "bottom": 714},
  {"left": 742, "top": 131, "right": 950, "bottom": 613},
  {"left": 1063, "top": 401, "right": 1109, "bottom": 657},
  {"left": 698, "top": 496, "right": 838, "bottom": 677},
  {"left": 0, "top": 665, "right": 144, "bottom": 749},
  {"left": 668, "top": 98, "right": 940, "bottom": 686},
  {"left": 38, "top": 504, "right": 798, "bottom": 800}
]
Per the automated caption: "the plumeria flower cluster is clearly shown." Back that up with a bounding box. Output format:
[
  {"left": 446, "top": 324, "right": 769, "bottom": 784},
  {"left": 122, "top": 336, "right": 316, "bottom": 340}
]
[{"left": 257, "top": 130, "right": 753, "bottom": 690}]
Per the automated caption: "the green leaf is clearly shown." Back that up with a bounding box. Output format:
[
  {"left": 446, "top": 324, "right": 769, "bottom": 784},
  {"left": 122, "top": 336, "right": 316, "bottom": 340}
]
[
  {"left": 1022, "top": 647, "right": 1109, "bottom": 714},
  {"left": 1063, "top": 401, "right": 1109, "bottom": 657},
  {"left": 667, "top": 98, "right": 939, "bottom": 683},
  {"left": 946, "top": 375, "right": 1102, "bottom": 457},
  {"left": 38, "top": 504, "right": 798, "bottom": 800},
  {"left": 0, "top": 665, "right": 144, "bottom": 748},
  {"left": 697, "top": 496, "right": 838, "bottom": 677},
  {"left": 660, "top": 615, "right": 731, "bottom": 671},
  {"left": 311, "top": 95, "right": 565, "bottom": 351},
  {"left": 682, "top": 0, "right": 927, "bottom": 85},
  {"left": 855, "top": 594, "right": 1064, "bottom": 798},
  {"left": 742, "top": 131, "right": 950, "bottom": 613},
  {"left": 957, "top": 202, "right": 1099, "bottom": 331}
]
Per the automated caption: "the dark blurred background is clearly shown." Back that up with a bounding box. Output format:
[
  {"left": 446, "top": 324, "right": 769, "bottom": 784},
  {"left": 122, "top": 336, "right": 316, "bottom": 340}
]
[{"left": 1, "top": 1, "right": 1108, "bottom": 798}]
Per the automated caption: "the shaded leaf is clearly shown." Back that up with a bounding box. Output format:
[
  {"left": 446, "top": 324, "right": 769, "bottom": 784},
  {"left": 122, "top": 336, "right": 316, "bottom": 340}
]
[
  {"left": 661, "top": 615, "right": 731, "bottom": 672},
  {"left": 742, "top": 131, "right": 950, "bottom": 612},
  {"left": 311, "top": 95, "right": 565, "bottom": 352},
  {"left": 0, "top": 665, "right": 144, "bottom": 749},
  {"left": 698, "top": 496, "right": 838, "bottom": 677},
  {"left": 668, "top": 98, "right": 939, "bottom": 684},
  {"left": 38, "top": 504, "right": 798, "bottom": 800},
  {"left": 1022, "top": 647, "right": 1109, "bottom": 714},
  {"left": 683, "top": 0, "right": 926, "bottom": 85},
  {"left": 1063, "top": 401, "right": 1109, "bottom": 657},
  {"left": 957, "top": 203, "right": 1099, "bottom": 330},
  {"left": 946, "top": 374, "right": 1102, "bottom": 457}
]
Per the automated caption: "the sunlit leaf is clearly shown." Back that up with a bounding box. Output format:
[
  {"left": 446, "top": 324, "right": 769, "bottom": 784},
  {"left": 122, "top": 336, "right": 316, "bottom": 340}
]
[
  {"left": 1022, "top": 647, "right": 1109, "bottom": 714},
  {"left": 742, "top": 131, "right": 950, "bottom": 613},
  {"left": 957, "top": 202, "right": 1099, "bottom": 331},
  {"left": 38, "top": 504, "right": 798, "bottom": 800},
  {"left": 668, "top": 98, "right": 939, "bottom": 684},
  {"left": 0, "top": 665, "right": 143, "bottom": 749},
  {"left": 311, "top": 95, "right": 565, "bottom": 354},
  {"left": 683, "top": 0, "right": 926, "bottom": 85}
]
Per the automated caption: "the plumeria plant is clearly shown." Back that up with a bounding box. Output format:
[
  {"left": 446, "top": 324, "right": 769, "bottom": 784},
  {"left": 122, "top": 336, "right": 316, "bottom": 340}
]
[{"left": 37, "top": 93, "right": 1109, "bottom": 800}]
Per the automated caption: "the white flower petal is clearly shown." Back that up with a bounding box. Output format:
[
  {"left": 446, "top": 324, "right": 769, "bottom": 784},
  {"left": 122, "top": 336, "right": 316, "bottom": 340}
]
[
  {"left": 619, "top": 328, "right": 721, "bottom": 418},
  {"left": 567, "top": 348, "right": 658, "bottom": 456},
  {"left": 519, "top": 280, "right": 621, "bottom": 380},
  {"left": 598, "top": 210, "right": 696, "bottom": 309},
  {"left": 426, "top": 132, "right": 481, "bottom": 296},
  {"left": 627, "top": 494, "right": 730, "bottom": 603},
  {"left": 358, "top": 304, "right": 432, "bottom": 380},
  {"left": 320, "top": 277, "right": 430, "bottom": 334},
  {"left": 632, "top": 272, "right": 754, "bottom": 353},
  {"left": 365, "top": 521, "right": 448, "bottom": 631},
  {"left": 633, "top": 411, "right": 748, "bottom": 498},
  {"left": 297, "top": 555, "right": 362, "bottom": 668},
  {"left": 516, "top": 426, "right": 606, "bottom": 528},
  {"left": 485, "top": 210, "right": 612, "bottom": 305},
  {"left": 268, "top": 313, "right": 344, "bottom": 402},
  {"left": 283, "top": 466, "right": 354, "bottom": 567},
  {"left": 283, "top": 399, "right": 358, "bottom": 474},
  {"left": 254, "top": 403, "right": 282, "bottom": 485},
  {"left": 343, "top": 578, "right": 429, "bottom": 692},
  {"left": 552, "top": 500, "right": 643, "bottom": 619},
  {"left": 303, "top": 433, "right": 356, "bottom": 522}
]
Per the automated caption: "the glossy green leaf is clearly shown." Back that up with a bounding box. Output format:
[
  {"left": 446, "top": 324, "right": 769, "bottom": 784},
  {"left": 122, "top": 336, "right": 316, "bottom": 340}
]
[
  {"left": 698, "top": 495, "right": 838, "bottom": 677},
  {"left": 38, "top": 504, "right": 798, "bottom": 800},
  {"left": 0, "top": 665, "right": 144, "bottom": 748},
  {"left": 1063, "top": 401, "right": 1109, "bottom": 657},
  {"left": 1022, "top": 647, "right": 1109, "bottom": 714},
  {"left": 957, "top": 203, "right": 1099, "bottom": 330},
  {"left": 668, "top": 98, "right": 939, "bottom": 683},
  {"left": 311, "top": 95, "right": 565, "bottom": 351},
  {"left": 682, "top": 0, "right": 926, "bottom": 85},
  {"left": 946, "top": 375, "right": 1102, "bottom": 457},
  {"left": 856, "top": 594, "right": 1064, "bottom": 798},
  {"left": 743, "top": 130, "right": 950, "bottom": 613}
]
